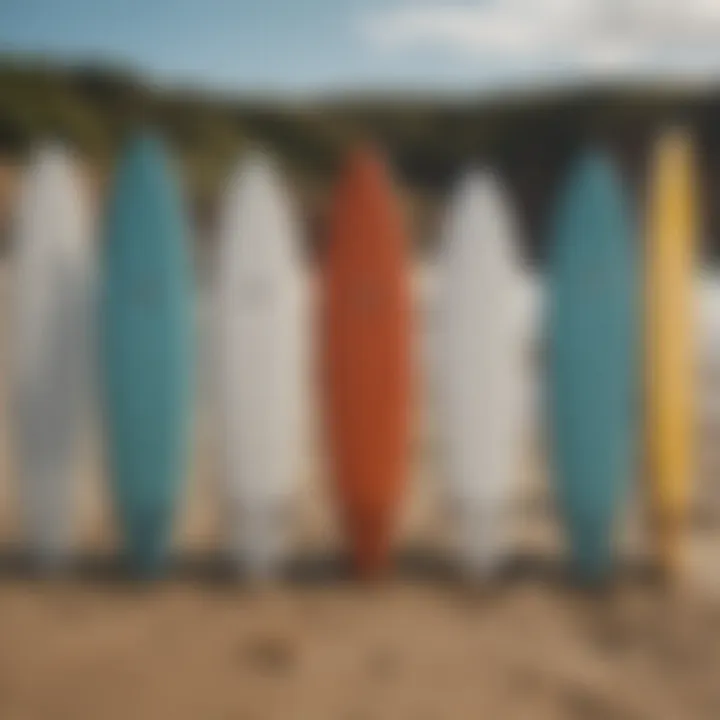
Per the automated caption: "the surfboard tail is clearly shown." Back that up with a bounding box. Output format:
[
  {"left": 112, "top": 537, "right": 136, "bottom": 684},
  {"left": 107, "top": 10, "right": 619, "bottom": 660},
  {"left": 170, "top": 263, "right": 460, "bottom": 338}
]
[
  {"left": 123, "top": 505, "right": 174, "bottom": 578},
  {"left": 225, "top": 498, "right": 290, "bottom": 580},
  {"left": 568, "top": 525, "right": 614, "bottom": 585},
  {"left": 17, "top": 470, "right": 75, "bottom": 571},
  {"left": 345, "top": 507, "right": 395, "bottom": 579},
  {"left": 646, "top": 445, "right": 692, "bottom": 578},
  {"left": 125, "top": 542, "right": 169, "bottom": 580},
  {"left": 26, "top": 529, "right": 73, "bottom": 574},
  {"left": 453, "top": 502, "right": 508, "bottom": 580},
  {"left": 652, "top": 511, "right": 686, "bottom": 579}
]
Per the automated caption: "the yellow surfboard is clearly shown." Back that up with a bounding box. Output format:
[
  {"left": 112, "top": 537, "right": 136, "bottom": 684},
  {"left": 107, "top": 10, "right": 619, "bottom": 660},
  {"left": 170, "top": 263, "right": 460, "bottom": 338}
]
[{"left": 645, "top": 129, "right": 697, "bottom": 578}]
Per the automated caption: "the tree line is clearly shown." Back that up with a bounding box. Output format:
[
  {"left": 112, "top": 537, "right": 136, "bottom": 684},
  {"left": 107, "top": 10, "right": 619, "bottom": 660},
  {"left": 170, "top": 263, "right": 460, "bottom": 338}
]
[{"left": 2, "top": 57, "right": 720, "bottom": 262}]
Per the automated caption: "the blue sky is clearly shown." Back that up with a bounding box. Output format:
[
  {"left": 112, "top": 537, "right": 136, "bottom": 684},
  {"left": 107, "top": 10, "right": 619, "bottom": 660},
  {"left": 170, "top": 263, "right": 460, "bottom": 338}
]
[{"left": 2, "top": 0, "right": 720, "bottom": 94}]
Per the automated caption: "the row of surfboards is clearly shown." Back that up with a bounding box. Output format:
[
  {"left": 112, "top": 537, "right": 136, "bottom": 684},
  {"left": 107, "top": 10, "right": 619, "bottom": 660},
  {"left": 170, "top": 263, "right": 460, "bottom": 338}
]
[{"left": 10, "top": 128, "right": 695, "bottom": 583}]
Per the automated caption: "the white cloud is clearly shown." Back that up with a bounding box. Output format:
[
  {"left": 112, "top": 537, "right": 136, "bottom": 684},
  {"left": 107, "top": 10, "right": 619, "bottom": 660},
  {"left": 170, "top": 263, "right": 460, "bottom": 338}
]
[{"left": 360, "top": 0, "right": 720, "bottom": 80}]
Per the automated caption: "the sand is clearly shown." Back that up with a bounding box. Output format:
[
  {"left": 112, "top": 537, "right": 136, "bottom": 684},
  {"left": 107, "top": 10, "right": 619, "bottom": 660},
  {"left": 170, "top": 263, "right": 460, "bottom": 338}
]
[
  {"left": 0, "top": 575, "right": 719, "bottom": 720},
  {"left": 0, "top": 209, "right": 718, "bottom": 718}
]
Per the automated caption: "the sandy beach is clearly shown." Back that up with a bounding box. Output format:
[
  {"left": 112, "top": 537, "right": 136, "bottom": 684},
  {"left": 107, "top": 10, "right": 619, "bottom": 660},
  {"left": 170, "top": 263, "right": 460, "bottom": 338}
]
[{"left": 0, "top": 251, "right": 718, "bottom": 720}]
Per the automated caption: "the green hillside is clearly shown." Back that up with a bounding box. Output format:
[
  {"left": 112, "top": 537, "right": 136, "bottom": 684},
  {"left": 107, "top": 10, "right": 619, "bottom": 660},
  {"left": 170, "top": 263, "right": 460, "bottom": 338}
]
[{"left": 2, "top": 57, "right": 719, "bottom": 261}]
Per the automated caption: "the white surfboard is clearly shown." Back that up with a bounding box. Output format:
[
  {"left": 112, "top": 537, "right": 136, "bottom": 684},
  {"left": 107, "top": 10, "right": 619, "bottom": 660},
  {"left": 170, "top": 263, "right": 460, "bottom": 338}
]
[
  {"left": 11, "top": 145, "right": 94, "bottom": 568},
  {"left": 433, "top": 170, "right": 529, "bottom": 577},
  {"left": 215, "top": 151, "right": 304, "bottom": 578}
]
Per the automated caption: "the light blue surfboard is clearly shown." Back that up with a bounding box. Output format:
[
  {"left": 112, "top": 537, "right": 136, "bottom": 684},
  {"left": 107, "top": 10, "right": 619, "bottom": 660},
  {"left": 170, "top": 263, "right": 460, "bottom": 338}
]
[
  {"left": 100, "top": 133, "right": 194, "bottom": 577},
  {"left": 548, "top": 150, "right": 637, "bottom": 583}
]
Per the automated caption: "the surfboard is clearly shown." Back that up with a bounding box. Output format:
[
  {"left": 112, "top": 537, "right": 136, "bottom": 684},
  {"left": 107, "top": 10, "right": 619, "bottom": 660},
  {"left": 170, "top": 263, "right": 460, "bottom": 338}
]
[
  {"left": 548, "top": 151, "right": 637, "bottom": 582},
  {"left": 322, "top": 146, "right": 411, "bottom": 578},
  {"left": 215, "top": 151, "right": 304, "bottom": 577},
  {"left": 645, "top": 129, "right": 697, "bottom": 577},
  {"left": 434, "top": 170, "right": 528, "bottom": 577},
  {"left": 100, "top": 133, "right": 194, "bottom": 577},
  {"left": 11, "top": 145, "right": 94, "bottom": 569}
]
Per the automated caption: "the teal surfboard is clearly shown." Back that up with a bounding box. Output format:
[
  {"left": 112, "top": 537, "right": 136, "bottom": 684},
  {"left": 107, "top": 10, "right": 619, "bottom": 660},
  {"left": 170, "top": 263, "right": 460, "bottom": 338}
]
[
  {"left": 101, "top": 133, "right": 194, "bottom": 577},
  {"left": 548, "top": 151, "right": 637, "bottom": 583}
]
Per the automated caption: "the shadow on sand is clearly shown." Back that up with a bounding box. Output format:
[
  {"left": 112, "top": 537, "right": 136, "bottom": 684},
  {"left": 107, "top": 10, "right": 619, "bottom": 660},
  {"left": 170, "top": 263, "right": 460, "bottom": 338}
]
[{"left": 0, "top": 543, "right": 663, "bottom": 594}]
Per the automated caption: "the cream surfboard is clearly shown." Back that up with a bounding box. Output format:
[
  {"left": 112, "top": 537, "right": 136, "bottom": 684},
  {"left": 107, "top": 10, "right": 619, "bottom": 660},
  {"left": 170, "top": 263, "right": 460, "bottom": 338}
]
[
  {"left": 12, "top": 145, "right": 94, "bottom": 569},
  {"left": 434, "top": 170, "right": 529, "bottom": 577},
  {"left": 215, "top": 152, "right": 304, "bottom": 578}
]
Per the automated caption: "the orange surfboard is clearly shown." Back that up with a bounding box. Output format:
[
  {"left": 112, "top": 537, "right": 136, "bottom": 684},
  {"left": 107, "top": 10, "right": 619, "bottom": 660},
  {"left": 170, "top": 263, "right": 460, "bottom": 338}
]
[{"left": 322, "top": 146, "right": 411, "bottom": 578}]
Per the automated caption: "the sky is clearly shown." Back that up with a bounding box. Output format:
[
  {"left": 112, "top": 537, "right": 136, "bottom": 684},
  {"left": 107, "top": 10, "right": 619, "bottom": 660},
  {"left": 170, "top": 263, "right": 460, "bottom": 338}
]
[{"left": 2, "top": 0, "right": 720, "bottom": 94}]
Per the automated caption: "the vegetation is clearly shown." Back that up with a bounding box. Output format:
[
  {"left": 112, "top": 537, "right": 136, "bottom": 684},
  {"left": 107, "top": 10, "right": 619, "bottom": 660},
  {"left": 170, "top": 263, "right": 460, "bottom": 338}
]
[{"left": 2, "top": 57, "right": 719, "bottom": 261}]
